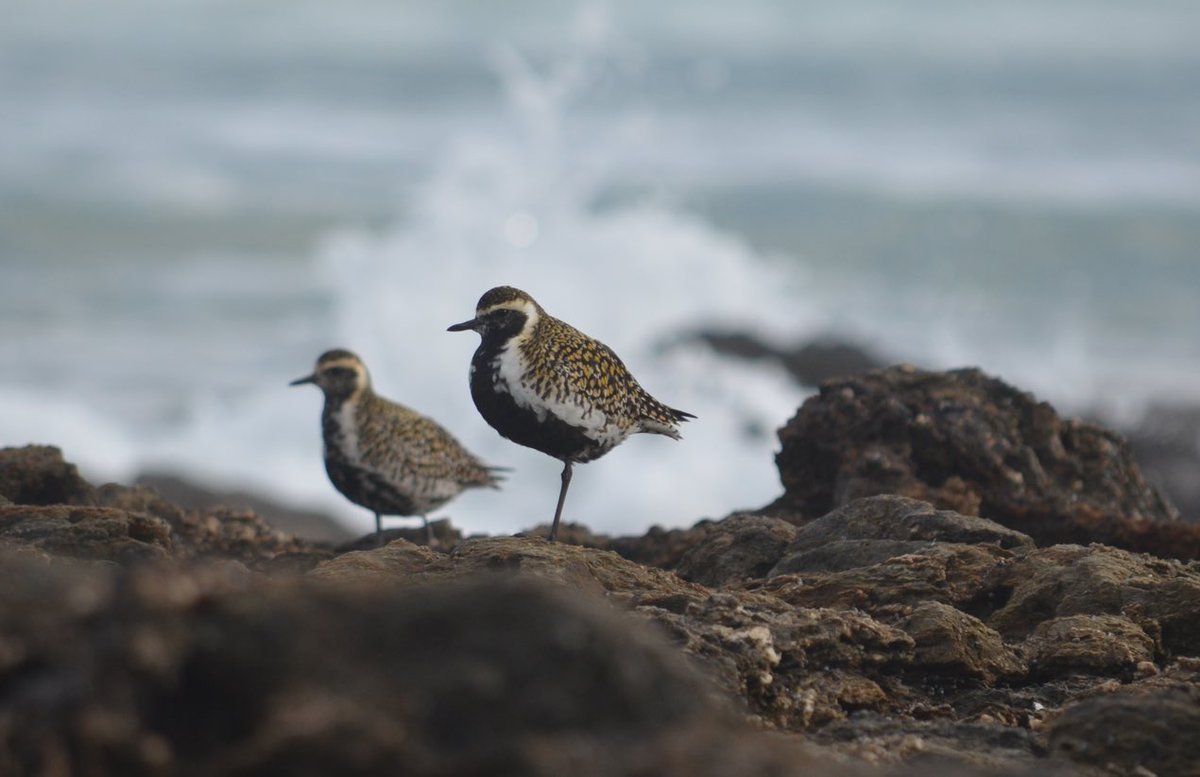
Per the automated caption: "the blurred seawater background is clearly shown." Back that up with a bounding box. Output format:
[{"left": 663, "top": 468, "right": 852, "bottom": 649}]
[{"left": 1, "top": 0, "right": 1198, "bottom": 535}]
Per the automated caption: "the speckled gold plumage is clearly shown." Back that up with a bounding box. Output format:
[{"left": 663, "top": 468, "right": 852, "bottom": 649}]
[
  {"left": 516, "top": 309, "right": 688, "bottom": 439},
  {"left": 348, "top": 389, "right": 499, "bottom": 498},
  {"left": 291, "top": 349, "right": 499, "bottom": 540}
]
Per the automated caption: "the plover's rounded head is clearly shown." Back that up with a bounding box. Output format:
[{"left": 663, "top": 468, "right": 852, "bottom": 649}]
[
  {"left": 290, "top": 348, "right": 371, "bottom": 398},
  {"left": 447, "top": 285, "right": 542, "bottom": 340},
  {"left": 475, "top": 286, "right": 541, "bottom": 316}
]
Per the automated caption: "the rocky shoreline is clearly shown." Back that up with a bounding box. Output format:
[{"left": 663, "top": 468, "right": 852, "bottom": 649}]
[{"left": 2, "top": 365, "right": 1199, "bottom": 776}]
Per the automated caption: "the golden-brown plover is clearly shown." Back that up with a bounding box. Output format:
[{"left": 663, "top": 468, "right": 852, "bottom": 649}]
[
  {"left": 447, "top": 286, "right": 694, "bottom": 542},
  {"left": 290, "top": 348, "right": 501, "bottom": 543}
]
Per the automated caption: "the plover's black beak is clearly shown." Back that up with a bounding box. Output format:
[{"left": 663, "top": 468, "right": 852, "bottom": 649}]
[
  {"left": 447, "top": 318, "right": 481, "bottom": 332},
  {"left": 289, "top": 374, "right": 316, "bottom": 386}
]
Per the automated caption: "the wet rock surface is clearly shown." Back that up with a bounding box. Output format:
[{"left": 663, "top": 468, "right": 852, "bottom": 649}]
[
  {"left": 0, "top": 503, "right": 173, "bottom": 562},
  {"left": 770, "top": 366, "right": 1195, "bottom": 559},
  {"left": 0, "top": 444, "right": 97, "bottom": 506},
  {"left": 135, "top": 471, "right": 354, "bottom": 543},
  {"left": 673, "top": 514, "right": 799, "bottom": 587},
  {"left": 695, "top": 330, "right": 1200, "bottom": 526},
  {"left": 1047, "top": 684, "right": 1200, "bottom": 777},
  {"left": 0, "top": 552, "right": 838, "bottom": 777},
  {"left": 4, "top": 361, "right": 1200, "bottom": 777}
]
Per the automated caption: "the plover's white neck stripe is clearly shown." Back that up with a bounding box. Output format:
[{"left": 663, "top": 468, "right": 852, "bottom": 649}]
[
  {"left": 326, "top": 400, "right": 361, "bottom": 461},
  {"left": 492, "top": 343, "right": 630, "bottom": 448}
]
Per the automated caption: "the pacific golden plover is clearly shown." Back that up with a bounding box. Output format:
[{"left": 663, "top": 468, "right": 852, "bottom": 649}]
[
  {"left": 447, "top": 286, "right": 694, "bottom": 542},
  {"left": 290, "top": 348, "right": 501, "bottom": 543}
]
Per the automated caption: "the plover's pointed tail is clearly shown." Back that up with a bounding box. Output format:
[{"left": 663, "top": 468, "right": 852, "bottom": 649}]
[
  {"left": 639, "top": 403, "right": 696, "bottom": 440},
  {"left": 484, "top": 465, "right": 511, "bottom": 489}
]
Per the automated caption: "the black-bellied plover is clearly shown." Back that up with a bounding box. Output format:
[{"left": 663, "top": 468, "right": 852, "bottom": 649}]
[
  {"left": 447, "top": 286, "right": 693, "bottom": 542},
  {"left": 290, "top": 348, "right": 501, "bottom": 544}
]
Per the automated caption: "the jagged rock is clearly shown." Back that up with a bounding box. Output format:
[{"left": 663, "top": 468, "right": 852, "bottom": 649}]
[
  {"left": 772, "top": 539, "right": 939, "bottom": 574},
  {"left": 315, "top": 537, "right": 917, "bottom": 732},
  {"left": 649, "top": 593, "right": 913, "bottom": 730},
  {"left": 334, "top": 519, "right": 462, "bottom": 552},
  {"left": 0, "top": 449, "right": 330, "bottom": 571},
  {"left": 96, "top": 481, "right": 187, "bottom": 525},
  {"left": 312, "top": 538, "right": 445, "bottom": 581},
  {"left": 813, "top": 715, "right": 1051, "bottom": 774},
  {"left": 603, "top": 522, "right": 717, "bottom": 571},
  {"left": 97, "top": 483, "right": 332, "bottom": 571},
  {"left": 898, "top": 601, "right": 1026, "bottom": 684},
  {"left": 0, "top": 549, "right": 857, "bottom": 777},
  {"left": 136, "top": 471, "right": 354, "bottom": 543},
  {"left": 770, "top": 366, "right": 1191, "bottom": 558},
  {"left": 10, "top": 393, "right": 1200, "bottom": 776},
  {"left": 0, "top": 504, "right": 172, "bottom": 562},
  {"left": 674, "top": 514, "right": 799, "bottom": 587},
  {"left": 0, "top": 444, "right": 96, "bottom": 505},
  {"left": 784, "top": 496, "right": 1034, "bottom": 551},
  {"left": 770, "top": 496, "right": 1032, "bottom": 575},
  {"left": 1047, "top": 686, "right": 1200, "bottom": 776},
  {"left": 758, "top": 542, "right": 1013, "bottom": 614},
  {"left": 312, "top": 536, "right": 708, "bottom": 607},
  {"left": 986, "top": 544, "right": 1200, "bottom": 655},
  {"left": 1023, "top": 615, "right": 1156, "bottom": 679}
]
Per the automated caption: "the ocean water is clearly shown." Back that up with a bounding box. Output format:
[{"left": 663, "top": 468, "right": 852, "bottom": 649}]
[{"left": 2, "top": 0, "right": 1198, "bottom": 535}]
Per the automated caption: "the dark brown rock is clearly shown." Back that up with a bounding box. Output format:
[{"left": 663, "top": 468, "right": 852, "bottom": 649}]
[
  {"left": 986, "top": 544, "right": 1200, "bottom": 656},
  {"left": 602, "top": 522, "right": 717, "bottom": 570},
  {"left": 334, "top": 518, "right": 461, "bottom": 552},
  {"left": 898, "top": 601, "right": 1026, "bottom": 684},
  {"left": 313, "top": 536, "right": 708, "bottom": 609},
  {"left": 770, "top": 366, "right": 1191, "bottom": 558},
  {"left": 0, "top": 444, "right": 97, "bottom": 506},
  {"left": 0, "top": 504, "right": 172, "bottom": 562},
  {"left": 1047, "top": 686, "right": 1200, "bottom": 776},
  {"left": 770, "top": 495, "right": 1033, "bottom": 576},
  {"left": 813, "top": 715, "right": 1055, "bottom": 774},
  {"left": 511, "top": 522, "right": 721, "bottom": 575},
  {"left": 783, "top": 495, "right": 1034, "bottom": 550},
  {"left": 12, "top": 424, "right": 1200, "bottom": 774},
  {"left": 96, "top": 481, "right": 188, "bottom": 526},
  {"left": 97, "top": 483, "right": 332, "bottom": 572},
  {"left": 315, "top": 537, "right": 921, "bottom": 733},
  {"left": 650, "top": 593, "right": 914, "bottom": 730},
  {"left": 0, "top": 547, "right": 880, "bottom": 777},
  {"left": 772, "top": 539, "right": 939, "bottom": 574},
  {"left": 0, "top": 449, "right": 330, "bottom": 572},
  {"left": 135, "top": 471, "right": 354, "bottom": 543},
  {"left": 1023, "top": 615, "right": 1156, "bottom": 679},
  {"left": 758, "top": 542, "right": 1013, "bottom": 614},
  {"left": 673, "top": 514, "right": 799, "bottom": 587}
]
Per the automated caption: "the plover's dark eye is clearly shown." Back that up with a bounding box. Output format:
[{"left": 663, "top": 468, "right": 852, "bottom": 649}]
[
  {"left": 492, "top": 310, "right": 522, "bottom": 327},
  {"left": 325, "top": 367, "right": 355, "bottom": 379}
]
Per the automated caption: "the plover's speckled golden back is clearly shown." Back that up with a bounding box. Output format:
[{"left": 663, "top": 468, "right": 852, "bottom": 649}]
[
  {"left": 448, "top": 286, "right": 694, "bottom": 541},
  {"left": 290, "top": 349, "right": 501, "bottom": 543}
]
